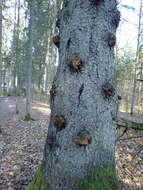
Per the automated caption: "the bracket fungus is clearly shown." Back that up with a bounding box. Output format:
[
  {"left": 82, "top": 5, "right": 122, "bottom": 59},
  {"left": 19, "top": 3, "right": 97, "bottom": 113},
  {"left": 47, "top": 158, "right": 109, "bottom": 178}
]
[
  {"left": 102, "top": 82, "right": 115, "bottom": 98},
  {"left": 107, "top": 33, "right": 116, "bottom": 47},
  {"left": 54, "top": 115, "right": 66, "bottom": 131},
  {"left": 74, "top": 130, "right": 92, "bottom": 146},
  {"left": 52, "top": 35, "right": 60, "bottom": 48},
  {"left": 67, "top": 57, "right": 82, "bottom": 71}
]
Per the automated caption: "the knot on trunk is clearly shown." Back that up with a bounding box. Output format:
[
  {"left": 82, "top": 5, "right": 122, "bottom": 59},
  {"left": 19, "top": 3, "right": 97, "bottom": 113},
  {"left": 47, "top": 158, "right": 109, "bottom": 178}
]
[
  {"left": 52, "top": 35, "right": 60, "bottom": 48},
  {"left": 54, "top": 115, "right": 66, "bottom": 131},
  {"left": 112, "top": 10, "right": 121, "bottom": 28},
  {"left": 68, "top": 57, "right": 82, "bottom": 71},
  {"left": 89, "top": 0, "right": 104, "bottom": 6},
  {"left": 50, "top": 83, "right": 56, "bottom": 101},
  {"left": 47, "top": 134, "right": 58, "bottom": 151},
  {"left": 107, "top": 33, "right": 116, "bottom": 47},
  {"left": 102, "top": 82, "right": 115, "bottom": 98},
  {"left": 74, "top": 130, "right": 92, "bottom": 146},
  {"left": 117, "top": 95, "right": 122, "bottom": 100}
]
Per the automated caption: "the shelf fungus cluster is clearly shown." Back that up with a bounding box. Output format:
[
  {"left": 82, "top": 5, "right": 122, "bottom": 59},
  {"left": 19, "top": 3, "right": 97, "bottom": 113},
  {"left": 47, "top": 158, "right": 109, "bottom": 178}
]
[
  {"left": 67, "top": 57, "right": 82, "bottom": 71},
  {"left": 108, "top": 33, "right": 116, "bottom": 48},
  {"left": 102, "top": 82, "right": 115, "bottom": 98},
  {"left": 54, "top": 115, "right": 66, "bottom": 131},
  {"left": 74, "top": 130, "right": 92, "bottom": 146},
  {"left": 52, "top": 35, "right": 60, "bottom": 48}
]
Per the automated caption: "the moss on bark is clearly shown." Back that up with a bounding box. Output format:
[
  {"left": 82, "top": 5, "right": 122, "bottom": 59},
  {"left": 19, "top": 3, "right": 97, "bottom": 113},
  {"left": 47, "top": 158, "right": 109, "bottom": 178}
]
[
  {"left": 26, "top": 164, "right": 119, "bottom": 190},
  {"left": 26, "top": 165, "right": 48, "bottom": 190},
  {"left": 77, "top": 163, "right": 119, "bottom": 190}
]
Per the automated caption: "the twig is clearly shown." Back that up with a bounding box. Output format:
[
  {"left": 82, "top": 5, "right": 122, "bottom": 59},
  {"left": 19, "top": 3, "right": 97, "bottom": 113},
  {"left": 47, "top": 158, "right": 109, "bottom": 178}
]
[{"left": 118, "top": 135, "right": 143, "bottom": 141}]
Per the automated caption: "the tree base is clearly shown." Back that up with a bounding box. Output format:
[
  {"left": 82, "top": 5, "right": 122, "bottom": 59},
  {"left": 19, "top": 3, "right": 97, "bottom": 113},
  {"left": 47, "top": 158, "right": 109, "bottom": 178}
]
[
  {"left": 26, "top": 165, "right": 48, "bottom": 190},
  {"left": 24, "top": 114, "right": 35, "bottom": 121},
  {"left": 77, "top": 163, "right": 119, "bottom": 190},
  {"left": 26, "top": 163, "right": 119, "bottom": 190}
]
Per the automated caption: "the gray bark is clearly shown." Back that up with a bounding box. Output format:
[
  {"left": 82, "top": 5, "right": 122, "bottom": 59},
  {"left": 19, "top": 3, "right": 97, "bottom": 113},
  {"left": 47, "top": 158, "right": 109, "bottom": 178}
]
[
  {"left": 43, "top": 0, "right": 119, "bottom": 189},
  {"left": 0, "top": 0, "right": 2, "bottom": 95},
  {"left": 15, "top": 0, "right": 20, "bottom": 114},
  {"left": 11, "top": 0, "right": 17, "bottom": 94},
  {"left": 26, "top": 0, "right": 34, "bottom": 116}
]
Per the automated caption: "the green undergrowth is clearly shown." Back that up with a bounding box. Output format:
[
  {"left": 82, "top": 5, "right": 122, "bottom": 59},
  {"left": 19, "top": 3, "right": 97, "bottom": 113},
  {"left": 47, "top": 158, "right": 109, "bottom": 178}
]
[
  {"left": 77, "top": 163, "right": 119, "bottom": 190},
  {"left": 26, "top": 165, "right": 48, "bottom": 190},
  {"left": 24, "top": 114, "right": 35, "bottom": 121}
]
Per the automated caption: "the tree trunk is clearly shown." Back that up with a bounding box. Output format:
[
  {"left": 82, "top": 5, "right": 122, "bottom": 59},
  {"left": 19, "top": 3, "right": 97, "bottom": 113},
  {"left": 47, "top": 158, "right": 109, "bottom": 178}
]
[
  {"left": 130, "top": 0, "right": 143, "bottom": 115},
  {"left": 28, "top": 0, "right": 120, "bottom": 189},
  {"left": 15, "top": 0, "right": 21, "bottom": 114},
  {"left": 0, "top": 0, "right": 2, "bottom": 95},
  {"left": 25, "top": 0, "right": 34, "bottom": 118}
]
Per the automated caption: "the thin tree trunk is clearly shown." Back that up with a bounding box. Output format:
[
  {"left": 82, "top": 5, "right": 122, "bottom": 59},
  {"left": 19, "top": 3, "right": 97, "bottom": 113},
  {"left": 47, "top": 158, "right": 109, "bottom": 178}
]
[
  {"left": 15, "top": 0, "right": 20, "bottom": 114},
  {"left": 10, "top": 0, "right": 17, "bottom": 95},
  {"left": 25, "top": 0, "right": 34, "bottom": 117},
  {"left": 0, "top": 0, "right": 3, "bottom": 96},
  {"left": 130, "top": 0, "right": 143, "bottom": 114}
]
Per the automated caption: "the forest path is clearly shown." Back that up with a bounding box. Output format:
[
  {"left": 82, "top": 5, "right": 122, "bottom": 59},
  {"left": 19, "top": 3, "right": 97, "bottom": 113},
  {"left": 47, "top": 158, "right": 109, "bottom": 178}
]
[
  {"left": 0, "top": 97, "right": 16, "bottom": 119},
  {"left": 0, "top": 96, "right": 50, "bottom": 190},
  {"left": 0, "top": 96, "right": 50, "bottom": 121},
  {"left": 0, "top": 97, "right": 143, "bottom": 190}
]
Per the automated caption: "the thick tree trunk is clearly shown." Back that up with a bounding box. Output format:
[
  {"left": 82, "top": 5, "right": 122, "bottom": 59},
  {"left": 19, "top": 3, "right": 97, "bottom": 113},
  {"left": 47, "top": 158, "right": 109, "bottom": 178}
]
[
  {"left": 43, "top": 0, "right": 119, "bottom": 189},
  {"left": 28, "top": 0, "right": 120, "bottom": 189}
]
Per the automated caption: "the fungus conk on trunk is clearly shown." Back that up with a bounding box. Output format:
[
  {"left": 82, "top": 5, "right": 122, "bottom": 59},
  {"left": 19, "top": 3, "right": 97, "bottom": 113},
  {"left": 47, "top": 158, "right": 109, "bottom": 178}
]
[{"left": 27, "top": 0, "right": 120, "bottom": 189}]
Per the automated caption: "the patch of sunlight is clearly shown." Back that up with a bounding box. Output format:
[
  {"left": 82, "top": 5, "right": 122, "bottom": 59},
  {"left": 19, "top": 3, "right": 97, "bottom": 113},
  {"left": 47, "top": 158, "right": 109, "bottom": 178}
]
[
  {"left": 32, "top": 105, "right": 51, "bottom": 115},
  {"left": 32, "top": 101, "right": 50, "bottom": 108},
  {"left": 8, "top": 104, "right": 15, "bottom": 108},
  {"left": 134, "top": 105, "right": 143, "bottom": 112}
]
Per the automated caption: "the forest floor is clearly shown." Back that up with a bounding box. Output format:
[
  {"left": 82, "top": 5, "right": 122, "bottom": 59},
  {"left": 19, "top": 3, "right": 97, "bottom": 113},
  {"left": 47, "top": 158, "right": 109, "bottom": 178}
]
[{"left": 0, "top": 97, "right": 143, "bottom": 190}]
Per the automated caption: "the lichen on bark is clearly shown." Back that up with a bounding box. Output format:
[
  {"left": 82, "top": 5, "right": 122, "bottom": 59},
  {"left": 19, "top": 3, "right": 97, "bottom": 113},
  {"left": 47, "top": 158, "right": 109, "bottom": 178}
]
[
  {"left": 77, "top": 163, "right": 119, "bottom": 190},
  {"left": 26, "top": 165, "right": 48, "bottom": 190}
]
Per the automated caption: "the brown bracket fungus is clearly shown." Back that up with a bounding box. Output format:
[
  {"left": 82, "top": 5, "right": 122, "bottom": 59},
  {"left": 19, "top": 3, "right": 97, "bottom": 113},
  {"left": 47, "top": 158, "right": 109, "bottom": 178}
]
[
  {"left": 74, "top": 130, "right": 92, "bottom": 146},
  {"left": 52, "top": 35, "right": 60, "bottom": 48},
  {"left": 67, "top": 57, "right": 82, "bottom": 71},
  {"left": 54, "top": 115, "right": 66, "bottom": 131},
  {"left": 102, "top": 82, "right": 115, "bottom": 98},
  {"left": 107, "top": 33, "right": 116, "bottom": 47}
]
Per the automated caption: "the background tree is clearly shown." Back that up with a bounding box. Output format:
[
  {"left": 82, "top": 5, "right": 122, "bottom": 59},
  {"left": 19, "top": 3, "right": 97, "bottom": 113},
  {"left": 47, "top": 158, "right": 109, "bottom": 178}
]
[
  {"left": 0, "top": 0, "right": 3, "bottom": 95},
  {"left": 25, "top": 0, "right": 34, "bottom": 119}
]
